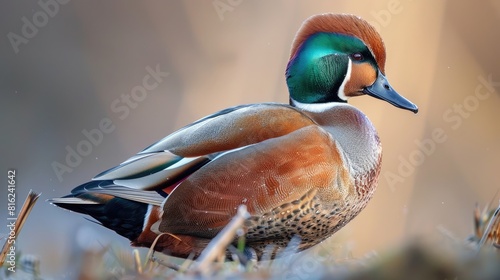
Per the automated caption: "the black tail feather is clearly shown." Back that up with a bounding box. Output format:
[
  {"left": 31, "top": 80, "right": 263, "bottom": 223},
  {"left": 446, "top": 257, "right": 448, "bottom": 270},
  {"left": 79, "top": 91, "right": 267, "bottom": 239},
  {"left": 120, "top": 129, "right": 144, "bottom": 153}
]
[{"left": 53, "top": 181, "right": 149, "bottom": 241}]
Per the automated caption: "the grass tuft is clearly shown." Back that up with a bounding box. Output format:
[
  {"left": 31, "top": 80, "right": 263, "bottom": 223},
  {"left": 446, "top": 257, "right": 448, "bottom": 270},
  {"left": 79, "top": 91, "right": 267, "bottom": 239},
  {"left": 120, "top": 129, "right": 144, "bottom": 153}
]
[{"left": 2, "top": 198, "right": 500, "bottom": 279}]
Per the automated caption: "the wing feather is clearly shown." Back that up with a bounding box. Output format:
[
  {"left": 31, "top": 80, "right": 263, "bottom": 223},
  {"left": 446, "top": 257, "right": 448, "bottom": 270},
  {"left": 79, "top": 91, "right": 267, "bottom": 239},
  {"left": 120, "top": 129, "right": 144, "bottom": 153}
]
[
  {"left": 159, "top": 125, "right": 347, "bottom": 239},
  {"left": 88, "top": 104, "right": 315, "bottom": 193}
]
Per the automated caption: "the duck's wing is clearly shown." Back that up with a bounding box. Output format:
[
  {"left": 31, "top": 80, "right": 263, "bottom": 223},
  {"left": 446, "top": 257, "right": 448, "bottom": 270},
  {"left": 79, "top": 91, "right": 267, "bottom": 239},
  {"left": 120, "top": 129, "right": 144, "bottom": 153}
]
[
  {"left": 88, "top": 103, "right": 318, "bottom": 197},
  {"left": 156, "top": 106, "right": 349, "bottom": 239},
  {"left": 50, "top": 103, "right": 321, "bottom": 235}
]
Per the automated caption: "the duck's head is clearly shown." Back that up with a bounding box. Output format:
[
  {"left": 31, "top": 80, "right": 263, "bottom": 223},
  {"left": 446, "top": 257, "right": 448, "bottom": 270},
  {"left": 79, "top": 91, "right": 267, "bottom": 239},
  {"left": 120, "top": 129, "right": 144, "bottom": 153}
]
[{"left": 286, "top": 14, "right": 418, "bottom": 113}]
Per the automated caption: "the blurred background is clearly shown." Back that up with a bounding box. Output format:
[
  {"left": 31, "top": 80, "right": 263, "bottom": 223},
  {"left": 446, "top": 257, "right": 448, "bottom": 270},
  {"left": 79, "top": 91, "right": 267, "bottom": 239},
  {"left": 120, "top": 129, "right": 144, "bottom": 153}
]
[{"left": 1, "top": 0, "right": 499, "bottom": 278}]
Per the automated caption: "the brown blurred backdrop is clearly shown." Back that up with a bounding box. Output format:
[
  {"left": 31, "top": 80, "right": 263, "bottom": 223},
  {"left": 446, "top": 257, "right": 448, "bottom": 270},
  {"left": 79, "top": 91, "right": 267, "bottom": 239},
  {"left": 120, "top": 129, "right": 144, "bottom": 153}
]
[{"left": 1, "top": 0, "right": 499, "bottom": 277}]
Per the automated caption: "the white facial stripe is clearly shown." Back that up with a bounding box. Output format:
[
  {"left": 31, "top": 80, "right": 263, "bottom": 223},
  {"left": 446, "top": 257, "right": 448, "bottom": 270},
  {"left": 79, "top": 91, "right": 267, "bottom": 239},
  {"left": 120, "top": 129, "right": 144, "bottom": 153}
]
[{"left": 338, "top": 58, "right": 352, "bottom": 101}]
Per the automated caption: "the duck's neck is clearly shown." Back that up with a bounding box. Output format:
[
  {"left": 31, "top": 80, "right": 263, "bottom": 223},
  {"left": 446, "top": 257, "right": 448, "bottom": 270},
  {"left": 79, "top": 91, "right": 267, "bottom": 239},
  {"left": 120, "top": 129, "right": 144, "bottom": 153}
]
[{"left": 291, "top": 99, "right": 382, "bottom": 180}]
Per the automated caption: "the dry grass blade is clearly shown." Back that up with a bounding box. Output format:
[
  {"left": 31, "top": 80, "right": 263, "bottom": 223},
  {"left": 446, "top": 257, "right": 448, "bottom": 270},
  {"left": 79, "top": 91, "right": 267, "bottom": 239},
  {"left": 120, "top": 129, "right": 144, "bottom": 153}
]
[
  {"left": 0, "top": 190, "right": 40, "bottom": 266},
  {"left": 193, "top": 205, "right": 250, "bottom": 275},
  {"left": 150, "top": 256, "right": 182, "bottom": 271},
  {"left": 144, "top": 232, "right": 188, "bottom": 272},
  {"left": 478, "top": 201, "right": 500, "bottom": 250},
  {"left": 133, "top": 249, "right": 143, "bottom": 275}
]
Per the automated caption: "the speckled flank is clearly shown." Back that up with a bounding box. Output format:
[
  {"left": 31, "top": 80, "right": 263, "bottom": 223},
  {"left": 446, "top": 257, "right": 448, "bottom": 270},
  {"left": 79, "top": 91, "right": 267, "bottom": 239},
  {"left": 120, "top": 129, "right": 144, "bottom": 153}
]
[{"left": 242, "top": 145, "right": 381, "bottom": 258}]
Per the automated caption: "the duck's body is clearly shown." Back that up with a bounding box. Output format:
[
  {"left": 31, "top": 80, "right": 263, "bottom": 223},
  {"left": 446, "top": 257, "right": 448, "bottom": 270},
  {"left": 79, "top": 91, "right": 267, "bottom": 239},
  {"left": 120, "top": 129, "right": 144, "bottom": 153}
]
[{"left": 51, "top": 14, "right": 417, "bottom": 259}]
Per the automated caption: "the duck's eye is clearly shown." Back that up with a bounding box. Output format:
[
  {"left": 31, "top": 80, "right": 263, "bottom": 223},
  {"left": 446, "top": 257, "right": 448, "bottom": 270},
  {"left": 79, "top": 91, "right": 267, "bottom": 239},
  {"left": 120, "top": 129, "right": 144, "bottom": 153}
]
[{"left": 351, "top": 53, "right": 364, "bottom": 61}]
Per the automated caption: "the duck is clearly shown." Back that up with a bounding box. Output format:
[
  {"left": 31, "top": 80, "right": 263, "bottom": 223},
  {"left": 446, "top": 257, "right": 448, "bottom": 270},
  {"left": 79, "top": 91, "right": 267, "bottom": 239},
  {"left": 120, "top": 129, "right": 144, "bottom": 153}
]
[{"left": 51, "top": 13, "right": 418, "bottom": 260}]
